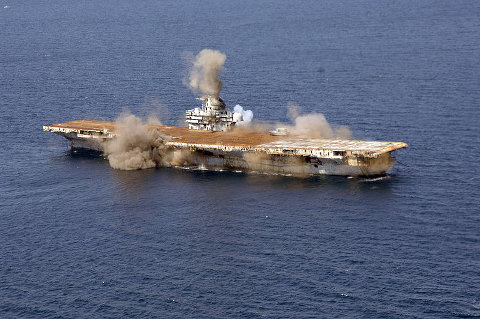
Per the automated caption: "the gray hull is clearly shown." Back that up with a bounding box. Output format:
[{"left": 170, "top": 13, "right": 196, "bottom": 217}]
[{"left": 57, "top": 132, "right": 396, "bottom": 177}]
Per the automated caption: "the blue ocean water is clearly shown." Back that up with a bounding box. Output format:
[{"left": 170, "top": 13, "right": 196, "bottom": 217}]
[{"left": 1, "top": 0, "right": 479, "bottom": 317}]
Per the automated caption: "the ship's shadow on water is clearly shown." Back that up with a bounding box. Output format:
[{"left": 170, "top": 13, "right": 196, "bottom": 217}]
[
  {"left": 67, "top": 148, "right": 104, "bottom": 159},
  {"left": 113, "top": 167, "right": 397, "bottom": 194},
  {"left": 50, "top": 149, "right": 106, "bottom": 165}
]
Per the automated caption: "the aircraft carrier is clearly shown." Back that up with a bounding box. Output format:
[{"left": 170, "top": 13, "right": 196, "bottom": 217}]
[{"left": 43, "top": 96, "right": 408, "bottom": 176}]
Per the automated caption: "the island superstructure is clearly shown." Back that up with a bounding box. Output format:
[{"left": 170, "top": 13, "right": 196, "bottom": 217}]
[
  {"left": 44, "top": 95, "right": 408, "bottom": 176},
  {"left": 185, "top": 96, "right": 237, "bottom": 131}
]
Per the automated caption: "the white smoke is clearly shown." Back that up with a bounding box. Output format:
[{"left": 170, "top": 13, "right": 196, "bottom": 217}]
[{"left": 233, "top": 104, "right": 253, "bottom": 125}]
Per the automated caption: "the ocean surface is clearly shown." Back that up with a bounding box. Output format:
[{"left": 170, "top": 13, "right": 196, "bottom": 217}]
[{"left": 1, "top": 0, "right": 479, "bottom": 317}]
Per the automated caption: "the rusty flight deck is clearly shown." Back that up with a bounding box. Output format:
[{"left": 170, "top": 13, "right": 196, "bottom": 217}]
[{"left": 44, "top": 120, "right": 408, "bottom": 157}]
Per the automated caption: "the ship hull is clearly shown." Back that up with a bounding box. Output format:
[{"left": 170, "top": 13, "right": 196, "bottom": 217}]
[
  {"left": 43, "top": 120, "right": 407, "bottom": 177},
  {"left": 171, "top": 148, "right": 395, "bottom": 176},
  {"left": 59, "top": 133, "right": 395, "bottom": 177},
  {"left": 56, "top": 132, "right": 105, "bottom": 152}
]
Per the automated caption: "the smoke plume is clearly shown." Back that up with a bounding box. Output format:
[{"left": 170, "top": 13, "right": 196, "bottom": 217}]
[
  {"left": 187, "top": 49, "right": 226, "bottom": 97},
  {"left": 233, "top": 104, "right": 254, "bottom": 125},
  {"left": 287, "top": 103, "right": 352, "bottom": 139},
  {"left": 103, "top": 112, "right": 171, "bottom": 170}
]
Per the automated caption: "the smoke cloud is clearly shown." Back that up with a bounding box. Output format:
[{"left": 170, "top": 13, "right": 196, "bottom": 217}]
[
  {"left": 286, "top": 103, "right": 352, "bottom": 139},
  {"left": 103, "top": 112, "right": 171, "bottom": 170},
  {"left": 187, "top": 49, "right": 226, "bottom": 97},
  {"left": 233, "top": 104, "right": 254, "bottom": 125}
]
